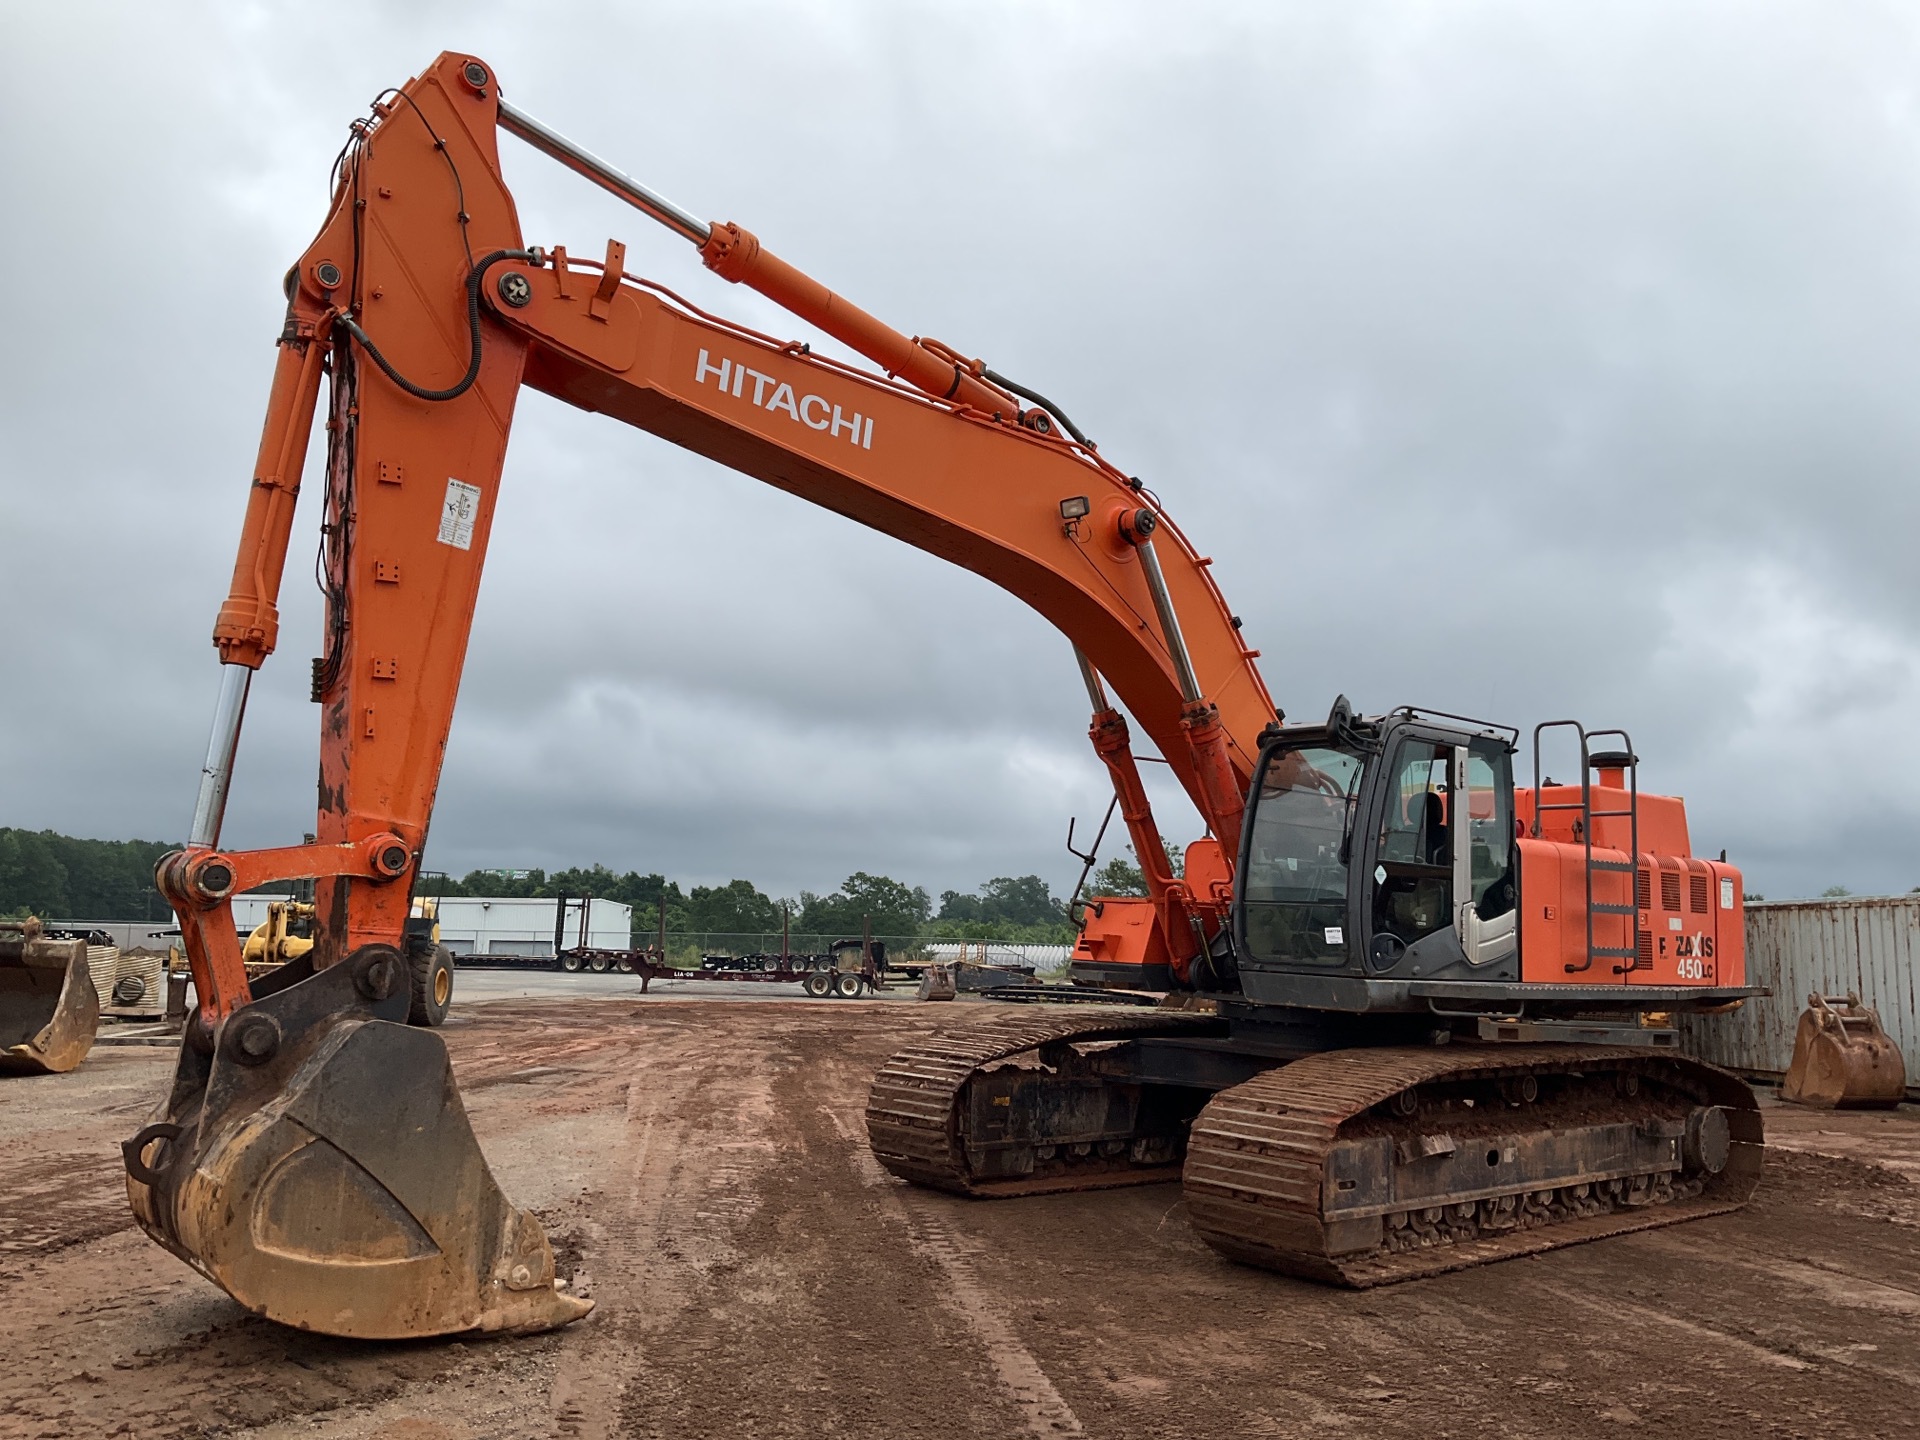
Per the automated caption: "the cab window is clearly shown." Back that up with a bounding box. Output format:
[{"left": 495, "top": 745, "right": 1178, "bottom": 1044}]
[
  {"left": 1466, "top": 741, "right": 1515, "bottom": 920},
  {"left": 1241, "top": 743, "right": 1364, "bottom": 965},
  {"left": 1372, "top": 740, "right": 1451, "bottom": 946}
]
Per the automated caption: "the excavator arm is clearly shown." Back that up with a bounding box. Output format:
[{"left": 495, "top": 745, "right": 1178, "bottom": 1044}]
[{"left": 131, "top": 52, "right": 1275, "bottom": 1340}]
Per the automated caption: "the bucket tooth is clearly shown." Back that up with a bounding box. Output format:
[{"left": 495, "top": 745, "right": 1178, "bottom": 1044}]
[
  {"left": 0, "top": 923, "right": 100, "bottom": 1076},
  {"left": 124, "top": 945, "right": 591, "bottom": 1339}
]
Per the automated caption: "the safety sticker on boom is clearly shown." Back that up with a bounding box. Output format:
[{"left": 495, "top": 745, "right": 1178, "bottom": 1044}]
[{"left": 438, "top": 478, "right": 481, "bottom": 550}]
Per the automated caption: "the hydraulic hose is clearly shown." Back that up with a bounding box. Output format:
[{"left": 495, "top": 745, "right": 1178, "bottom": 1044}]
[
  {"left": 981, "top": 367, "right": 1093, "bottom": 448},
  {"left": 335, "top": 249, "right": 535, "bottom": 403}
]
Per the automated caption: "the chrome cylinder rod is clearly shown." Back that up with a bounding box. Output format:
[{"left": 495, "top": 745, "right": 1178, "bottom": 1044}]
[
  {"left": 1134, "top": 538, "right": 1203, "bottom": 705},
  {"left": 188, "top": 663, "right": 253, "bottom": 849},
  {"left": 497, "top": 99, "right": 712, "bottom": 246},
  {"left": 1073, "top": 647, "right": 1111, "bottom": 714}
]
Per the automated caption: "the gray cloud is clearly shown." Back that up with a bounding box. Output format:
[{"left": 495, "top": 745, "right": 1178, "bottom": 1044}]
[{"left": 3, "top": 2, "right": 1916, "bottom": 902}]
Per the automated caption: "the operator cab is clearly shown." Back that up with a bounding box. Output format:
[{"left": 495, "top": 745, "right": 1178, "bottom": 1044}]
[{"left": 1235, "top": 698, "right": 1521, "bottom": 1006}]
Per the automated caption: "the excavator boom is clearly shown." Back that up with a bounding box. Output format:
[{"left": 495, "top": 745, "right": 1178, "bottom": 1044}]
[{"left": 133, "top": 52, "right": 1273, "bottom": 1339}]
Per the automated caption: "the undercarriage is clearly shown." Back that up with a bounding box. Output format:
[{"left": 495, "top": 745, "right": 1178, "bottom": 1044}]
[{"left": 867, "top": 1008, "right": 1761, "bottom": 1286}]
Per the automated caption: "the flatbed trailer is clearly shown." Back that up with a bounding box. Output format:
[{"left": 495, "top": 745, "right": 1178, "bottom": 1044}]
[
  {"left": 454, "top": 951, "right": 599, "bottom": 973},
  {"left": 551, "top": 946, "right": 894, "bottom": 998}
]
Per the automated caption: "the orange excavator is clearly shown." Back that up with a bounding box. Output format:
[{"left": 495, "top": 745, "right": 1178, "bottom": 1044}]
[{"left": 127, "top": 52, "right": 1763, "bottom": 1339}]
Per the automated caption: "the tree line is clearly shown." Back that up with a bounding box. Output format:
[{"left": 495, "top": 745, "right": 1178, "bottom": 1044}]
[
  {"left": 0, "top": 829, "right": 182, "bottom": 922},
  {"left": 428, "top": 866, "right": 1082, "bottom": 944},
  {"left": 12, "top": 827, "right": 1913, "bottom": 934},
  {"left": 0, "top": 827, "right": 1114, "bottom": 943}
]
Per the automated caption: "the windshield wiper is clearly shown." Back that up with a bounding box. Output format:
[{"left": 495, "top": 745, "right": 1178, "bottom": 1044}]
[{"left": 1336, "top": 773, "right": 1364, "bottom": 865}]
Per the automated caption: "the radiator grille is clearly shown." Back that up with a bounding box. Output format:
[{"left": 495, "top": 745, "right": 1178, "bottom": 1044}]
[{"left": 1661, "top": 871, "right": 1683, "bottom": 912}]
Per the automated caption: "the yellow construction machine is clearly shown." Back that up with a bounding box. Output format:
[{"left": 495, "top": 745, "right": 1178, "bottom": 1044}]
[
  {"left": 243, "top": 901, "right": 316, "bottom": 973},
  {"left": 233, "top": 899, "right": 452, "bottom": 1027}
]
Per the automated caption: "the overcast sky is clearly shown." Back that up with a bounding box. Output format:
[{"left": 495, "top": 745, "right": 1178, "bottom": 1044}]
[{"left": 4, "top": 2, "right": 1917, "bottom": 903}]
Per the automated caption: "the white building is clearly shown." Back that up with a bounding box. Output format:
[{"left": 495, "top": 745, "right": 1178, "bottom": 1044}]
[{"left": 231, "top": 895, "right": 632, "bottom": 958}]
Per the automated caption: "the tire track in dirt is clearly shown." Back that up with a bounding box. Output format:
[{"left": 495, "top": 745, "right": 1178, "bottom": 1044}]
[
  {"left": 546, "top": 1032, "right": 728, "bottom": 1440},
  {"left": 588, "top": 1009, "right": 1022, "bottom": 1440},
  {"left": 0, "top": 1151, "right": 134, "bottom": 1264},
  {"left": 822, "top": 1062, "right": 1085, "bottom": 1439}
]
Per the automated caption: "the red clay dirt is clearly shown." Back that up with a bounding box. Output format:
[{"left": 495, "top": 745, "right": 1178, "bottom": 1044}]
[{"left": 2, "top": 997, "right": 1918, "bottom": 1439}]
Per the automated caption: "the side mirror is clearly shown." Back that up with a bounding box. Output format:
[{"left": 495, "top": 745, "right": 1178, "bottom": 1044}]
[{"left": 1326, "top": 693, "right": 1354, "bottom": 737}]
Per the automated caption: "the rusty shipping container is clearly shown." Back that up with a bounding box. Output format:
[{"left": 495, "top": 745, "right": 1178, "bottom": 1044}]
[{"left": 1680, "top": 895, "right": 1920, "bottom": 1100}]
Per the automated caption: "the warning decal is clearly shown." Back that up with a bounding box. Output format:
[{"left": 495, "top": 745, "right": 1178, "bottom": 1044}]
[{"left": 438, "top": 478, "right": 482, "bottom": 550}]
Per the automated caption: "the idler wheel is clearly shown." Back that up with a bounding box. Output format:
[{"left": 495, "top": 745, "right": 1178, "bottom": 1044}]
[{"left": 1684, "top": 1105, "right": 1732, "bottom": 1175}]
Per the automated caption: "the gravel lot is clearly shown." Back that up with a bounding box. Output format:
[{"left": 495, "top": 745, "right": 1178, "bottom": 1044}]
[{"left": 2, "top": 988, "right": 1917, "bottom": 1439}]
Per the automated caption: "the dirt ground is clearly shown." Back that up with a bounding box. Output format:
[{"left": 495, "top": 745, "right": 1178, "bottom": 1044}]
[{"left": 3, "top": 996, "right": 1919, "bottom": 1440}]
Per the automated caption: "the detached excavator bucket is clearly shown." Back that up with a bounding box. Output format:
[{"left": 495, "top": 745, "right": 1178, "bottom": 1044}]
[
  {"left": 0, "top": 921, "right": 100, "bottom": 1075},
  {"left": 917, "top": 963, "right": 957, "bottom": 1001},
  {"left": 124, "top": 946, "right": 591, "bottom": 1339},
  {"left": 1781, "top": 993, "right": 1908, "bottom": 1110}
]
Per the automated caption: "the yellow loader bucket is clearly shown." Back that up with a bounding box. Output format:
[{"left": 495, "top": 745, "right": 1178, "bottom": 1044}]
[
  {"left": 0, "top": 919, "right": 100, "bottom": 1075},
  {"left": 123, "top": 945, "right": 590, "bottom": 1339},
  {"left": 1781, "top": 992, "right": 1908, "bottom": 1110}
]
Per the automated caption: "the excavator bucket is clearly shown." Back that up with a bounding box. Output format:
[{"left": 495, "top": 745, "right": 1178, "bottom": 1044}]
[
  {"left": 1781, "top": 993, "right": 1908, "bottom": 1110},
  {"left": 0, "top": 920, "right": 100, "bottom": 1076},
  {"left": 124, "top": 946, "right": 591, "bottom": 1339},
  {"left": 917, "top": 963, "right": 957, "bottom": 1002}
]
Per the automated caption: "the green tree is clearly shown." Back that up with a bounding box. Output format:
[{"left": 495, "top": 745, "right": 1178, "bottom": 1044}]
[
  {"left": 438, "top": 866, "right": 556, "bottom": 898},
  {"left": 1085, "top": 841, "right": 1185, "bottom": 899},
  {"left": 925, "top": 915, "right": 1076, "bottom": 943},
  {"left": 937, "top": 875, "right": 1064, "bottom": 927},
  {"left": 798, "top": 872, "right": 930, "bottom": 939},
  {"left": 584, "top": 874, "right": 686, "bottom": 945},
  {"left": 0, "top": 830, "right": 69, "bottom": 916},
  {"left": 0, "top": 829, "right": 179, "bottom": 920},
  {"left": 686, "top": 879, "right": 783, "bottom": 934},
  {"left": 1821, "top": 885, "right": 1854, "bottom": 899},
  {"left": 1088, "top": 855, "right": 1145, "bottom": 898}
]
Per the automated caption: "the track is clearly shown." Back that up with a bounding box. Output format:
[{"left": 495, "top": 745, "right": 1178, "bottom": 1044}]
[
  {"left": 864, "top": 1007, "right": 1224, "bottom": 1194},
  {"left": 870, "top": 1016, "right": 1763, "bottom": 1286},
  {"left": 1184, "top": 1043, "right": 1763, "bottom": 1286}
]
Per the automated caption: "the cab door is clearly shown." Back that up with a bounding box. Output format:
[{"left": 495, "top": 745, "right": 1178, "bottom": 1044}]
[
  {"left": 1368, "top": 738, "right": 1455, "bottom": 962},
  {"left": 1451, "top": 741, "right": 1518, "bottom": 967}
]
